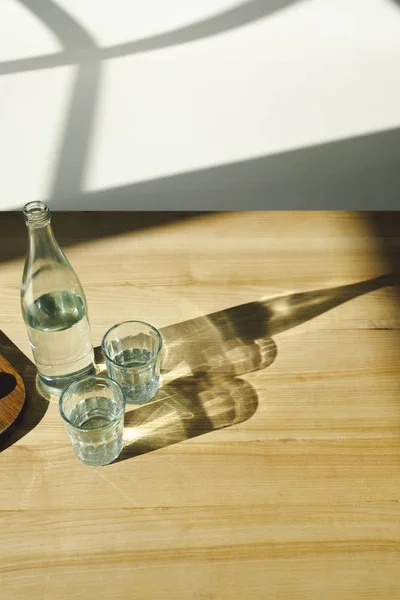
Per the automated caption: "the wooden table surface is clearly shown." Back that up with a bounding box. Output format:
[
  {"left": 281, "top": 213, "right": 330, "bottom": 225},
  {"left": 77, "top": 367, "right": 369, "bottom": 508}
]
[{"left": 0, "top": 211, "right": 399, "bottom": 600}]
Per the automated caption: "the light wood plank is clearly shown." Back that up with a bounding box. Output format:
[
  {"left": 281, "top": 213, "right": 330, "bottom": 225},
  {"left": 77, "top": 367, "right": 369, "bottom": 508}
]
[{"left": 0, "top": 211, "right": 399, "bottom": 599}]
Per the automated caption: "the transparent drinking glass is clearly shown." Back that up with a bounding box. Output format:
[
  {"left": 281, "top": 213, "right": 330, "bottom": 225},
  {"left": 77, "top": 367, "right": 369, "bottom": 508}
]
[
  {"left": 59, "top": 375, "right": 125, "bottom": 466},
  {"left": 101, "top": 320, "right": 162, "bottom": 404}
]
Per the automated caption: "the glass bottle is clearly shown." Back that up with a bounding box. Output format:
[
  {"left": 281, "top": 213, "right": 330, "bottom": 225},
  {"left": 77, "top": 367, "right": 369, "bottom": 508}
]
[{"left": 21, "top": 201, "right": 95, "bottom": 394}]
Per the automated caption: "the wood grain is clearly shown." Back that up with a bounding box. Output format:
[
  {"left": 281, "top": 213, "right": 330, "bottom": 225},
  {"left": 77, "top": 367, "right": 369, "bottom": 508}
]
[
  {"left": 0, "top": 337, "right": 25, "bottom": 436},
  {"left": 0, "top": 211, "right": 399, "bottom": 600}
]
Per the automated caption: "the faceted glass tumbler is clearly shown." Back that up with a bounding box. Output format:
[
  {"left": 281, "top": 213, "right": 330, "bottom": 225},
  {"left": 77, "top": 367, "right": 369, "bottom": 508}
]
[
  {"left": 101, "top": 320, "right": 162, "bottom": 404},
  {"left": 59, "top": 376, "right": 125, "bottom": 466}
]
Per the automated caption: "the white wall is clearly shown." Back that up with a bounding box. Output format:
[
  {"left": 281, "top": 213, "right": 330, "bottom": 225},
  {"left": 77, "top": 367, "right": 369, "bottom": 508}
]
[{"left": 1, "top": 0, "right": 400, "bottom": 210}]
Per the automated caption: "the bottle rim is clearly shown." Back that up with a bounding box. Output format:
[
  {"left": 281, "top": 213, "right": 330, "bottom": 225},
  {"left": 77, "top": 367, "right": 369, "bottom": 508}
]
[{"left": 23, "top": 201, "right": 50, "bottom": 225}]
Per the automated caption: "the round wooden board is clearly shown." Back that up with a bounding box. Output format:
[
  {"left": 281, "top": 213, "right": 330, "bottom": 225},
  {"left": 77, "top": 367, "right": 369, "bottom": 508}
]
[{"left": 0, "top": 352, "right": 26, "bottom": 436}]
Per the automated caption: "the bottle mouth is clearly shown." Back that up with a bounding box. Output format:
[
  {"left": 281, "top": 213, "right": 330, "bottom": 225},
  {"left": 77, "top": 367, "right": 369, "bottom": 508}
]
[{"left": 23, "top": 201, "right": 50, "bottom": 225}]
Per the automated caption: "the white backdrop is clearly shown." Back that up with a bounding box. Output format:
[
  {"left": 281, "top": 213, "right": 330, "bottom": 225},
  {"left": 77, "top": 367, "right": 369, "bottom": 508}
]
[{"left": 1, "top": 0, "right": 400, "bottom": 210}]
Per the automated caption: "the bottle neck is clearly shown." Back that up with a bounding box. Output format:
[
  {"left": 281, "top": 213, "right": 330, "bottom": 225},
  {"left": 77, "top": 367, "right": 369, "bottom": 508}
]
[
  {"left": 23, "top": 201, "right": 50, "bottom": 228},
  {"left": 27, "top": 220, "right": 57, "bottom": 257},
  {"left": 23, "top": 202, "right": 61, "bottom": 261}
]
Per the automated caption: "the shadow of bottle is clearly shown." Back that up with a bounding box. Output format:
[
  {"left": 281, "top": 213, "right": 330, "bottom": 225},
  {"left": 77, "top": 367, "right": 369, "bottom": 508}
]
[
  {"left": 111, "top": 273, "right": 395, "bottom": 462},
  {"left": 160, "top": 274, "right": 395, "bottom": 379},
  {"left": 2, "top": 272, "right": 394, "bottom": 456}
]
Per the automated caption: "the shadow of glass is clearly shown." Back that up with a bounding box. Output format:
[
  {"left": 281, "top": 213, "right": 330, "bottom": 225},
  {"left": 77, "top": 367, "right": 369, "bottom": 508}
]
[
  {"left": 95, "top": 330, "right": 276, "bottom": 461},
  {"left": 1, "top": 273, "right": 393, "bottom": 456},
  {"left": 107, "top": 273, "right": 394, "bottom": 462},
  {"left": 0, "top": 331, "right": 50, "bottom": 452},
  {"left": 118, "top": 374, "right": 258, "bottom": 460}
]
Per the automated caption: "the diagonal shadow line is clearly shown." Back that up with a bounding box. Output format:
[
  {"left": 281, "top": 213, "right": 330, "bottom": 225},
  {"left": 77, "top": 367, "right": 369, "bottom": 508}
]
[
  {"left": 47, "top": 126, "right": 400, "bottom": 210},
  {"left": 7, "top": 0, "right": 295, "bottom": 204},
  {"left": 16, "top": 0, "right": 102, "bottom": 200},
  {"left": 101, "top": 0, "right": 300, "bottom": 59},
  {"left": 0, "top": 0, "right": 299, "bottom": 75},
  {"left": 7, "top": 0, "right": 298, "bottom": 205},
  {"left": 0, "top": 51, "right": 70, "bottom": 75},
  {"left": 18, "top": 0, "right": 97, "bottom": 49}
]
